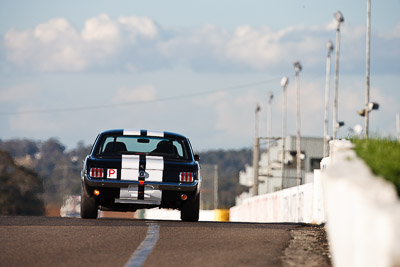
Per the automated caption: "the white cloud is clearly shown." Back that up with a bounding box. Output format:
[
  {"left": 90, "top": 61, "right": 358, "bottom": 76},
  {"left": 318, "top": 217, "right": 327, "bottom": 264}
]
[
  {"left": 82, "top": 14, "right": 120, "bottom": 42},
  {"left": 81, "top": 14, "right": 122, "bottom": 67},
  {"left": 34, "top": 18, "right": 75, "bottom": 43},
  {"left": 112, "top": 85, "right": 157, "bottom": 103},
  {"left": 2, "top": 14, "right": 400, "bottom": 75},
  {"left": 225, "top": 25, "right": 279, "bottom": 69},
  {"left": 4, "top": 19, "right": 86, "bottom": 71},
  {"left": 3, "top": 14, "right": 159, "bottom": 72},
  {"left": 118, "top": 16, "right": 158, "bottom": 40},
  {"left": 156, "top": 24, "right": 228, "bottom": 69},
  {"left": 4, "top": 29, "right": 34, "bottom": 67}
]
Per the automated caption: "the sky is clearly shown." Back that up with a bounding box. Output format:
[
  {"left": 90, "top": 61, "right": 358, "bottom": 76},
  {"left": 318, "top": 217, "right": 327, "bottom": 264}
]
[{"left": 0, "top": 0, "right": 399, "bottom": 151}]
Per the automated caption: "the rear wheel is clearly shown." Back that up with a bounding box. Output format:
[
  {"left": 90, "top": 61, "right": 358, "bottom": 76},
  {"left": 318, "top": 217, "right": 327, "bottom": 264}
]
[
  {"left": 180, "top": 193, "right": 200, "bottom": 222},
  {"left": 80, "top": 184, "right": 98, "bottom": 219}
]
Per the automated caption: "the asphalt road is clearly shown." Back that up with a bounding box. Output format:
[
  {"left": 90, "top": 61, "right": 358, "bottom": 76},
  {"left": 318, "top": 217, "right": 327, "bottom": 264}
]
[{"left": 0, "top": 216, "right": 330, "bottom": 267}]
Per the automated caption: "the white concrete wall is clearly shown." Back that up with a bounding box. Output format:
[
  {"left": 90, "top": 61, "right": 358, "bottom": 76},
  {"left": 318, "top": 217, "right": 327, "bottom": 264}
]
[
  {"left": 142, "top": 209, "right": 215, "bottom": 221},
  {"left": 229, "top": 172, "right": 325, "bottom": 224},
  {"left": 230, "top": 139, "right": 400, "bottom": 267},
  {"left": 322, "top": 139, "right": 400, "bottom": 267}
]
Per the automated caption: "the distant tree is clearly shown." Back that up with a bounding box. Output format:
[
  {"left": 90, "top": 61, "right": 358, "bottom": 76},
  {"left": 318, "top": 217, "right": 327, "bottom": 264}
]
[
  {"left": 198, "top": 148, "right": 252, "bottom": 208},
  {"left": 0, "top": 138, "right": 39, "bottom": 157},
  {"left": 0, "top": 136, "right": 252, "bottom": 209},
  {"left": 65, "top": 141, "right": 92, "bottom": 196},
  {"left": 68, "top": 141, "right": 91, "bottom": 161},
  {"left": 0, "top": 138, "right": 91, "bottom": 208},
  {"left": 0, "top": 151, "right": 45, "bottom": 215},
  {"left": 36, "top": 138, "right": 66, "bottom": 175},
  {"left": 34, "top": 138, "right": 68, "bottom": 204},
  {"left": 40, "top": 138, "right": 65, "bottom": 154},
  {"left": 35, "top": 139, "right": 91, "bottom": 205}
]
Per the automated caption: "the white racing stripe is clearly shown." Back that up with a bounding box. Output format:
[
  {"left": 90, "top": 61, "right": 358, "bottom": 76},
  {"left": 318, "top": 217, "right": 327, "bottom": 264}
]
[
  {"left": 124, "top": 223, "right": 160, "bottom": 267},
  {"left": 146, "top": 130, "right": 164, "bottom": 137},
  {"left": 121, "top": 155, "right": 140, "bottom": 169},
  {"left": 145, "top": 156, "right": 163, "bottom": 182},
  {"left": 145, "top": 156, "right": 164, "bottom": 170},
  {"left": 122, "top": 129, "right": 164, "bottom": 137},
  {"left": 121, "top": 155, "right": 140, "bottom": 181},
  {"left": 123, "top": 129, "right": 141, "bottom": 136},
  {"left": 119, "top": 155, "right": 163, "bottom": 203}
]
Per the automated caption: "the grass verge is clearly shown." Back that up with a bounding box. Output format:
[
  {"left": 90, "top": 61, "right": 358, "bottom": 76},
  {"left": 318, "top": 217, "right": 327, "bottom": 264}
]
[{"left": 351, "top": 138, "right": 400, "bottom": 197}]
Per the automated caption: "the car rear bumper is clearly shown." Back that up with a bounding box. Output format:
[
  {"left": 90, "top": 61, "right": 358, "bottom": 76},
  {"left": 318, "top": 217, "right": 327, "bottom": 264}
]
[{"left": 83, "top": 174, "right": 198, "bottom": 192}]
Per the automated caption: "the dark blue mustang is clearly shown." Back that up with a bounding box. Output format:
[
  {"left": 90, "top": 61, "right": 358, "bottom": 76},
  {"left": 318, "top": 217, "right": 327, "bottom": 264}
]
[{"left": 81, "top": 129, "right": 201, "bottom": 222}]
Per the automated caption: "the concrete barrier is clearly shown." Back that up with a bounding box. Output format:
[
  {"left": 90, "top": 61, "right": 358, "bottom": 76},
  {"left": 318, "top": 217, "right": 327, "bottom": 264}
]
[
  {"left": 229, "top": 173, "right": 325, "bottom": 224},
  {"left": 322, "top": 139, "right": 400, "bottom": 267},
  {"left": 229, "top": 139, "right": 400, "bottom": 266}
]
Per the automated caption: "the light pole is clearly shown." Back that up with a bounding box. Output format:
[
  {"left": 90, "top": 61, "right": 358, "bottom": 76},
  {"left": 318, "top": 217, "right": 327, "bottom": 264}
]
[
  {"left": 324, "top": 41, "right": 334, "bottom": 157},
  {"left": 293, "top": 61, "right": 302, "bottom": 186},
  {"left": 267, "top": 92, "right": 274, "bottom": 139},
  {"left": 357, "top": 101, "right": 379, "bottom": 123},
  {"left": 266, "top": 91, "right": 274, "bottom": 190},
  {"left": 365, "top": 0, "right": 371, "bottom": 138},
  {"left": 252, "top": 103, "right": 261, "bottom": 196},
  {"left": 333, "top": 11, "right": 344, "bottom": 140},
  {"left": 280, "top": 77, "right": 289, "bottom": 189}
]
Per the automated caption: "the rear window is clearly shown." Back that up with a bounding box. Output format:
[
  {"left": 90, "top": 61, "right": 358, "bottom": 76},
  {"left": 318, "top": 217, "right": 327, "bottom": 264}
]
[{"left": 94, "top": 135, "right": 191, "bottom": 160}]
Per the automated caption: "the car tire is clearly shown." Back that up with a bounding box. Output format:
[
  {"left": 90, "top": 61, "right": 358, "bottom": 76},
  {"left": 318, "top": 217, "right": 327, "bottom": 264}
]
[
  {"left": 80, "top": 184, "right": 98, "bottom": 219},
  {"left": 180, "top": 193, "right": 200, "bottom": 222}
]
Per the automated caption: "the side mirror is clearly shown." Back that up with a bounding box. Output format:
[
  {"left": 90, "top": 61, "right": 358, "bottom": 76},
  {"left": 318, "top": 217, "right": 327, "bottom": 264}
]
[{"left": 194, "top": 154, "right": 200, "bottom": 161}]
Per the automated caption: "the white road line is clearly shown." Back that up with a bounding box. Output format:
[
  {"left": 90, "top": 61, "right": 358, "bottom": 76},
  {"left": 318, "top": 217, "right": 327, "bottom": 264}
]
[{"left": 124, "top": 223, "right": 160, "bottom": 267}]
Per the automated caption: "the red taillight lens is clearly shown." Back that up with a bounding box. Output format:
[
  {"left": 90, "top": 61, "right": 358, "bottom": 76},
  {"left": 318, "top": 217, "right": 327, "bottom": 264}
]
[
  {"left": 179, "top": 172, "right": 194, "bottom": 183},
  {"left": 90, "top": 168, "right": 104, "bottom": 178}
]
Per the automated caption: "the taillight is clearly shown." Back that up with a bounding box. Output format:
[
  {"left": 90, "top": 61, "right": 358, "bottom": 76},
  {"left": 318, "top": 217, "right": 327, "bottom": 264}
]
[
  {"left": 179, "top": 172, "right": 194, "bottom": 183},
  {"left": 90, "top": 168, "right": 104, "bottom": 178}
]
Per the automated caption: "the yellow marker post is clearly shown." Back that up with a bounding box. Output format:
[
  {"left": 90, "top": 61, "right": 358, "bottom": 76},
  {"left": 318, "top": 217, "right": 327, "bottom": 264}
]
[{"left": 214, "top": 209, "right": 229, "bottom": 222}]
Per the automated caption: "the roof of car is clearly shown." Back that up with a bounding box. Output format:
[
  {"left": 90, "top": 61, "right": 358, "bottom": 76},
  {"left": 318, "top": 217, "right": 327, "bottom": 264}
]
[{"left": 99, "top": 129, "right": 188, "bottom": 139}]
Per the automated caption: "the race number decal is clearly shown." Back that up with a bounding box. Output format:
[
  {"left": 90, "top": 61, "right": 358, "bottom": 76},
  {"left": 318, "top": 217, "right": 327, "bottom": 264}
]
[{"left": 107, "top": 169, "right": 117, "bottom": 179}]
